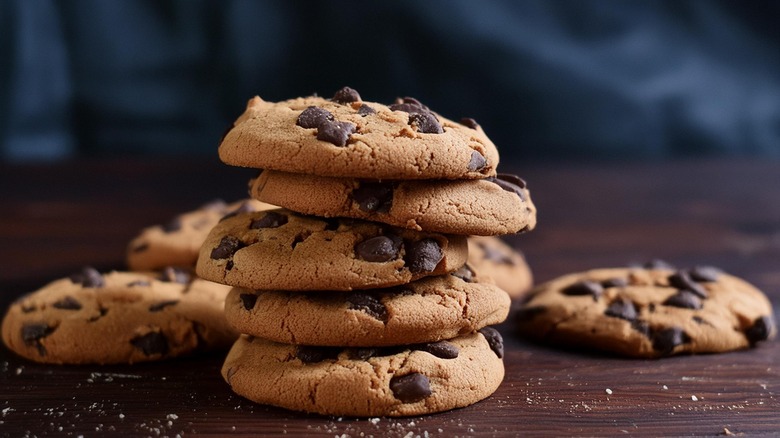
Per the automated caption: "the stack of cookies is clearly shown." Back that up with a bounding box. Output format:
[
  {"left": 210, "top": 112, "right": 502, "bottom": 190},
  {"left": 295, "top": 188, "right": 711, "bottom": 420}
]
[{"left": 195, "top": 87, "right": 537, "bottom": 417}]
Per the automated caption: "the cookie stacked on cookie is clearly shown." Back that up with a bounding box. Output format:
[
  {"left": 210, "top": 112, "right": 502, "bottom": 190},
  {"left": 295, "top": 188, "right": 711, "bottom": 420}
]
[{"left": 196, "top": 87, "right": 537, "bottom": 416}]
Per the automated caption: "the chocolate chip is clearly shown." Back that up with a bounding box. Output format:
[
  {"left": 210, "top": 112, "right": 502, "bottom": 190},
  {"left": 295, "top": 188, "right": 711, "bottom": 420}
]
[
  {"left": 652, "top": 327, "right": 689, "bottom": 355},
  {"left": 486, "top": 174, "right": 527, "bottom": 200},
  {"left": 419, "top": 341, "right": 459, "bottom": 359},
  {"left": 130, "top": 331, "right": 169, "bottom": 356},
  {"left": 478, "top": 242, "right": 515, "bottom": 265},
  {"left": 127, "top": 280, "right": 151, "bottom": 287},
  {"left": 516, "top": 305, "right": 547, "bottom": 321},
  {"left": 668, "top": 271, "right": 708, "bottom": 299},
  {"left": 745, "top": 316, "right": 774, "bottom": 345},
  {"left": 160, "top": 266, "right": 191, "bottom": 284},
  {"left": 562, "top": 281, "right": 604, "bottom": 301},
  {"left": 688, "top": 266, "right": 721, "bottom": 282},
  {"left": 240, "top": 293, "right": 258, "bottom": 311},
  {"left": 390, "top": 373, "right": 431, "bottom": 403},
  {"left": 352, "top": 182, "right": 393, "bottom": 213},
  {"left": 295, "top": 346, "right": 340, "bottom": 363},
  {"left": 332, "top": 86, "right": 361, "bottom": 104},
  {"left": 347, "top": 292, "right": 388, "bottom": 322},
  {"left": 479, "top": 327, "right": 504, "bottom": 358},
  {"left": 467, "top": 150, "right": 487, "bottom": 172},
  {"left": 602, "top": 277, "right": 629, "bottom": 288},
  {"left": 630, "top": 319, "right": 651, "bottom": 337},
  {"left": 210, "top": 236, "right": 244, "bottom": 260},
  {"left": 149, "top": 300, "right": 179, "bottom": 312},
  {"left": 22, "top": 323, "right": 53, "bottom": 345},
  {"left": 354, "top": 235, "right": 402, "bottom": 262},
  {"left": 389, "top": 97, "right": 429, "bottom": 114},
  {"left": 161, "top": 217, "right": 182, "bottom": 233},
  {"left": 604, "top": 299, "right": 638, "bottom": 321},
  {"left": 460, "top": 117, "right": 479, "bottom": 129},
  {"left": 663, "top": 290, "right": 703, "bottom": 310},
  {"left": 451, "top": 264, "right": 475, "bottom": 282},
  {"left": 87, "top": 307, "right": 108, "bottom": 322},
  {"left": 69, "top": 266, "right": 104, "bottom": 288},
  {"left": 316, "top": 120, "right": 356, "bottom": 147},
  {"left": 347, "top": 348, "right": 378, "bottom": 360},
  {"left": 52, "top": 296, "right": 82, "bottom": 310},
  {"left": 643, "top": 259, "right": 676, "bottom": 270},
  {"left": 296, "top": 106, "right": 333, "bottom": 128},
  {"left": 250, "top": 211, "right": 288, "bottom": 229},
  {"left": 408, "top": 112, "right": 443, "bottom": 134},
  {"left": 357, "top": 104, "right": 376, "bottom": 116},
  {"left": 404, "top": 239, "right": 443, "bottom": 273}
]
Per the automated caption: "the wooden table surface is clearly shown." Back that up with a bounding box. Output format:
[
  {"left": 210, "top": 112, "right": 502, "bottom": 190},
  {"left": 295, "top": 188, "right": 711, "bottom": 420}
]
[{"left": 1, "top": 157, "right": 778, "bottom": 437}]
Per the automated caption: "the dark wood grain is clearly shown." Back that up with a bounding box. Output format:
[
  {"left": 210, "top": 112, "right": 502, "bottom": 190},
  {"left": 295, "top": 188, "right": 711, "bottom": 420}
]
[{"left": 1, "top": 157, "right": 778, "bottom": 437}]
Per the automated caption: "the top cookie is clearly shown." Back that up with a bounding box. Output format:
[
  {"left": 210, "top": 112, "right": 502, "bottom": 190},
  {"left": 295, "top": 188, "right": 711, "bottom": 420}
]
[
  {"left": 127, "top": 199, "right": 277, "bottom": 271},
  {"left": 517, "top": 265, "right": 775, "bottom": 358},
  {"left": 219, "top": 87, "right": 500, "bottom": 179},
  {"left": 249, "top": 170, "right": 536, "bottom": 235}
]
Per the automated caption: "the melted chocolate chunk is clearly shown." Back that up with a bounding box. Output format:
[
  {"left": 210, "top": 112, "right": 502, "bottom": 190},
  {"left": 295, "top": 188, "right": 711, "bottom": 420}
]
[
  {"left": 408, "top": 112, "right": 443, "bottom": 134},
  {"left": 130, "top": 332, "right": 169, "bottom": 356},
  {"left": 630, "top": 319, "right": 651, "bottom": 337},
  {"left": 160, "top": 266, "right": 191, "bottom": 284},
  {"left": 602, "top": 277, "right": 629, "bottom": 288},
  {"left": 516, "top": 305, "right": 547, "bottom": 321},
  {"left": 346, "top": 292, "right": 388, "bottom": 322},
  {"left": 352, "top": 182, "right": 393, "bottom": 213},
  {"left": 210, "top": 236, "right": 244, "bottom": 260},
  {"left": 419, "top": 341, "right": 459, "bottom": 359},
  {"left": 562, "top": 281, "right": 604, "bottom": 301},
  {"left": 332, "top": 86, "right": 361, "bottom": 104},
  {"left": 52, "top": 296, "right": 82, "bottom": 310},
  {"left": 459, "top": 117, "right": 479, "bottom": 129},
  {"left": 347, "top": 348, "right": 378, "bottom": 360},
  {"left": 663, "top": 290, "right": 703, "bottom": 310},
  {"left": 745, "top": 316, "right": 774, "bottom": 345},
  {"left": 357, "top": 104, "right": 376, "bottom": 116},
  {"left": 467, "top": 150, "right": 487, "bottom": 172},
  {"left": 689, "top": 266, "right": 721, "bottom": 282},
  {"left": 486, "top": 174, "right": 527, "bottom": 200},
  {"left": 250, "top": 211, "right": 288, "bottom": 229},
  {"left": 161, "top": 217, "right": 182, "bottom": 233},
  {"left": 296, "top": 106, "right": 334, "bottom": 128},
  {"left": 240, "top": 293, "right": 258, "bottom": 310},
  {"left": 149, "top": 300, "right": 179, "bottom": 312},
  {"left": 479, "top": 327, "right": 504, "bottom": 358},
  {"left": 295, "top": 346, "right": 340, "bottom": 363},
  {"left": 604, "top": 299, "right": 638, "bottom": 321},
  {"left": 69, "top": 266, "right": 104, "bottom": 288},
  {"left": 22, "top": 323, "right": 53, "bottom": 345},
  {"left": 390, "top": 373, "right": 432, "bottom": 403},
  {"left": 316, "top": 120, "right": 356, "bottom": 147},
  {"left": 451, "top": 264, "right": 475, "bottom": 282},
  {"left": 668, "top": 271, "right": 708, "bottom": 299},
  {"left": 651, "top": 327, "right": 689, "bottom": 355},
  {"left": 404, "top": 239, "right": 443, "bottom": 273},
  {"left": 354, "top": 235, "right": 402, "bottom": 262}
]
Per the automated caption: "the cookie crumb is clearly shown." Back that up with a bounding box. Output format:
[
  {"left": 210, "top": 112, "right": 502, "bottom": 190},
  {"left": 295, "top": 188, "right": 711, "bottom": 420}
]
[
  {"left": 369, "top": 418, "right": 380, "bottom": 425},
  {"left": 691, "top": 395, "right": 699, "bottom": 401},
  {"left": 605, "top": 388, "right": 613, "bottom": 395},
  {"left": 662, "top": 385, "right": 668, "bottom": 390}
]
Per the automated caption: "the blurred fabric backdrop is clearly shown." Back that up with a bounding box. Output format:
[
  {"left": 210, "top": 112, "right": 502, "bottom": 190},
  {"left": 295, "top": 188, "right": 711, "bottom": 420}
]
[{"left": 1, "top": 0, "right": 779, "bottom": 163}]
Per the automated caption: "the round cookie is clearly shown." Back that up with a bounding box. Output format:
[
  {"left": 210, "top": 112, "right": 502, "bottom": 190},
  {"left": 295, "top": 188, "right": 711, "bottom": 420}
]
[
  {"left": 1, "top": 267, "right": 237, "bottom": 364},
  {"left": 221, "top": 329, "right": 505, "bottom": 417},
  {"left": 249, "top": 170, "right": 536, "bottom": 236},
  {"left": 196, "top": 208, "right": 468, "bottom": 291},
  {"left": 516, "top": 265, "right": 775, "bottom": 358},
  {"left": 127, "top": 199, "right": 277, "bottom": 271},
  {"left": 225, "top": 267, "right": 510, "bottom": 346},
  {"left": 219, "top": 87, "right": 499, "bottom": 180},
  {"left": 467, "top": 236, "right": 534, "bottom": 299}
]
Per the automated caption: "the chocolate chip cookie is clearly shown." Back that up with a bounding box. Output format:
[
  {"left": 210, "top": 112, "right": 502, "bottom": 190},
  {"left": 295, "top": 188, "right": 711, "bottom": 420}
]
[
  {"left": 224, "top": 267, "right": 509, "bottom": 346},
  {"left": 467, "top": 236, "right": 533, "bottom": 299},
  {"left": 127, "top": 199, "right": 277, "bottom": 271},
  {"left": 249, "top": 170, "right": 536, "bottom": 236},
  {"left": 221, "top": 329, "right": 505, "bottom": 416},
  {"left": 218, "top": 87, "right": 499, "bottom": 179},
  {"left": 195, "top": 208, "right": 468, "bottom": 291},
  {"left": 1, "top": 267, "right": 237, "bottom": 364},
  {"left": 516, "top": 265, "right": 775, "bottom": 358}
]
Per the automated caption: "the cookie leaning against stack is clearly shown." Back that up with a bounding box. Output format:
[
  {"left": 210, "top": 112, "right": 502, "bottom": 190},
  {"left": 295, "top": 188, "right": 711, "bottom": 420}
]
[{"left": 198, "top": 86, "right": 538, "bottom": 416}]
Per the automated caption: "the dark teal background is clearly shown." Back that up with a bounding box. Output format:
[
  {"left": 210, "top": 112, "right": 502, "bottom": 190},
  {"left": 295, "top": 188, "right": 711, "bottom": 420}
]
[{"left": 2, "top": 0, "right": 779, "bottom": 163}]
